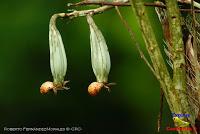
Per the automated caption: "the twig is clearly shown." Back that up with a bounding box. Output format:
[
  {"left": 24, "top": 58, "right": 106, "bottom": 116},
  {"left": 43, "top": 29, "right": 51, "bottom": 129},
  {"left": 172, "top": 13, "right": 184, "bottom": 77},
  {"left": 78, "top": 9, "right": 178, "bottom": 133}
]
[
  {"left": 178, "top": 0, "right": 200, "bottom": 9},
  {"left": 149, "top": 2, "right": 200, "bottom": 13},
  {"left": 68, "top": 1, "right": 200, "bottom": 12},
  {"left": 115, "top": 6, "right": 159, "bottom": 79},
  {"left": 180, "top": 8, "right": 200, "bottom": 13},
  {"left": 58, "top": 6, "right": 113, "bottom": 19},
  {"left": 191, "top": 0, "right": 197, "bottom": 58},
  {"left": 70, "top": 1, "right": 130, "bottom": 6},
  {"left": 70, "top": 1, "right": 167, "bottom": 7}
]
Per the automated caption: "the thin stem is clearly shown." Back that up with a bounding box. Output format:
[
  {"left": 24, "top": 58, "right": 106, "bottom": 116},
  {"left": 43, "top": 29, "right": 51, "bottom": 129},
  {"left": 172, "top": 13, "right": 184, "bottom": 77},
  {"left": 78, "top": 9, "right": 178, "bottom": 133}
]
[
  {"left": 70, "top": 1, "right": 130, "bottom": 6},
  {"left": 191, "top": 0, "right": 197, "bottom": 59},
  {"left": 115, "top": 6, "right": 159, "bottom": 79},
  {"left": 68, "top": 1, "right": 200, "bottom": 12},
  {"left": 178, "top": 0, "right": 200, "bottom": 9},
  {"left": 191, "top": 0, "right": 198, "bottom": 71},
  {"left": 130, "top": 0, "right": 174, "bottom": 111},
  {"left": 59, "top": 6, "right": 113, "bottom": 19}
]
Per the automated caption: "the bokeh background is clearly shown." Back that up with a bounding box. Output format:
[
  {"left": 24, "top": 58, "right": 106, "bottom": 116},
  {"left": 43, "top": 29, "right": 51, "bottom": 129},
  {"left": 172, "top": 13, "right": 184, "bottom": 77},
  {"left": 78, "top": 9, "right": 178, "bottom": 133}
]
[{"left": 0, "top": 0, "right": 175, "bottom": 133}]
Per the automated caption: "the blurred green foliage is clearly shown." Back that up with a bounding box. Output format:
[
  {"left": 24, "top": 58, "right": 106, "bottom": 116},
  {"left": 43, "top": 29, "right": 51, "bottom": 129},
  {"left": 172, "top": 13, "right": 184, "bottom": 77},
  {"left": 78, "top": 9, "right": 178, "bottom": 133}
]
[{"left": 0, "top": 0, "right": 174, "bottom": 133}]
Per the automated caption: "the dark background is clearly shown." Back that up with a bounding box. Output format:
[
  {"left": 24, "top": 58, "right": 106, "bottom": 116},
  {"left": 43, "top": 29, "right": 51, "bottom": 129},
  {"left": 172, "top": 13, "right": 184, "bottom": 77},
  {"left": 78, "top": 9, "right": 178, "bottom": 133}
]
[{"left": 0, "top": 0, "right": 174, "bottom": 133}]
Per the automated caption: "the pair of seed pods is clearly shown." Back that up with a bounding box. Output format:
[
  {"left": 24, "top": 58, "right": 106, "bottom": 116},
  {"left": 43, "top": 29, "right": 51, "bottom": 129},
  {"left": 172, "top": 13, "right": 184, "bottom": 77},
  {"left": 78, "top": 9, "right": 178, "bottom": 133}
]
[{"left": 40, "top": 13, "right": 114, "bottom": 96}]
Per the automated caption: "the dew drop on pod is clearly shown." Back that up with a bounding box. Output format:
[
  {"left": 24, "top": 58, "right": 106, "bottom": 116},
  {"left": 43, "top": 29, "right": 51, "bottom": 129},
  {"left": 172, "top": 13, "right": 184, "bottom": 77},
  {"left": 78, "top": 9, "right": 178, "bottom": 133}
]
[
  {"left": 86, "top": 15, "right": 115, "bottom": 96},
  {"left": 40, "top": 13, "right": 69, "bottom": 94}
]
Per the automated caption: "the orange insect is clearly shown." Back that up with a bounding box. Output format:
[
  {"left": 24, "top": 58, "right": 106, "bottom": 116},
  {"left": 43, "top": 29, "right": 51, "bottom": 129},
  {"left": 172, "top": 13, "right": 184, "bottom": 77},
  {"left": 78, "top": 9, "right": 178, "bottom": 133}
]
[
  {"left": 88, "top": 82, "right": 116, "bottom": 96},
  {"left": 40, "top": 81, "right": 69, "bottom": 94}
]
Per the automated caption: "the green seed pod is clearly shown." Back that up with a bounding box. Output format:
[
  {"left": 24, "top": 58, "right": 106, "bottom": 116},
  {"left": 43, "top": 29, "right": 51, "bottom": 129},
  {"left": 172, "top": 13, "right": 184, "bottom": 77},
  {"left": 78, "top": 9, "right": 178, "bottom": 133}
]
[
  {"left": 49, "top": 13, "right": 67, "bottom": 86},
  {"left": 86, "top": 15, "right": 111, "bottom": 83}
]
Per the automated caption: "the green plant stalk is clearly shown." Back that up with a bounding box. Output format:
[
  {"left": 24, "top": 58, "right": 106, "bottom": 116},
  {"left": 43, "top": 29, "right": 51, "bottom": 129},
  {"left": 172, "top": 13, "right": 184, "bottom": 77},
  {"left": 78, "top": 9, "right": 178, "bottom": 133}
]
[
  {"left": 165, "top": 0, "right": 195, "bottom": 125},
  {"left": 130, "top": 0, "right": 172, "bottom": 110},
  {"left": 131, "top": 1, "right": 194, "bottom": 133}
]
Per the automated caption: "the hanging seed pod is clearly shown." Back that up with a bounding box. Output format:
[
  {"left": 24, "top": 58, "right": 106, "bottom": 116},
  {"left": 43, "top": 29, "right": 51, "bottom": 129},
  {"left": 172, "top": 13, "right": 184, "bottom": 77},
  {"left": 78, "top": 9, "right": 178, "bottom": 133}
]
[
  {"left": 86, "top": 15, "right": 115, "bottom": 96},
  {"left": 40, "top": 13, "right": 69, "bottom": 94},
  {"left": 87, "top": 15, "right": 110, "bottom": 83},
  {"left": 49, "top": 13, "right": 67, "bottom": 85}
]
